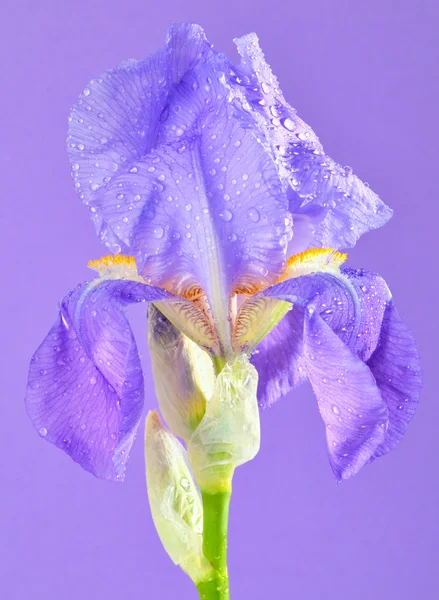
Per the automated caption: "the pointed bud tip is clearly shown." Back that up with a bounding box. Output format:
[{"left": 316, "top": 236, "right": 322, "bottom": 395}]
[{"left": 145, "top": 409, "right": 164, "bottom": 436}]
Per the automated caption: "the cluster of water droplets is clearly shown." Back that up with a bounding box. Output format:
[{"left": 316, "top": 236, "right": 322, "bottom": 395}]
[{"left": 225, "top": 33, "right": 392, "bottom": 248}]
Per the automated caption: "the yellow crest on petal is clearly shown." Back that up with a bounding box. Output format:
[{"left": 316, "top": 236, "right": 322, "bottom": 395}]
[
  {"left": 87, "top": 254, "right": 143, "bottom": 281},
  {"left": 232, "top": 248, "right": 347, "bottom": 353},
  {"left": 277, "top": 248, "right": 347, "bottom": 282}
]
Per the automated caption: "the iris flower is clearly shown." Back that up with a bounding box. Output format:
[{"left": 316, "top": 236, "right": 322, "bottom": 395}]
[{"left": 26, "top": 23, "right": 421, "bottom": 485}]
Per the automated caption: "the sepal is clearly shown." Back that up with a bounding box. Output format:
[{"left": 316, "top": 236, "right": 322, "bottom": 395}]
[{"left": 187, "top": 356, "right": 260, "bottom": 492}]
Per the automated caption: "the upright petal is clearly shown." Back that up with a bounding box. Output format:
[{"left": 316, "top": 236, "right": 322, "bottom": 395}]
[
  {"left": 165, "top": 22, "right": 213, "bottom": 83},
  {"left": 67, "top": 23, "right": 213, "bottom": 251},
  {"left": 91, "top": 60, "right": 289, "bottom": 351},
  {"left": 230, "top": 33, "right": 393, "bottom": 249},
  {"left": 368, "top": 302, "right": 422, "bottom": 459},
  {"left": 304, "top": 310, "right": 387, "bottom": 481},
  {"left": 25, "top": 279, "right": 171, "bottom": 480}
]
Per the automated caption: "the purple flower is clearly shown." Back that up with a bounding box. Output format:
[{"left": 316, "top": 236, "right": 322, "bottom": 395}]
[{"left": 26, "top": 23, "right": 420, "bottom": 482}]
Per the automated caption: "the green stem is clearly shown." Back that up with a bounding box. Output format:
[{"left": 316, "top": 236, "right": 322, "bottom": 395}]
[{"left": 196, "top": 489, "right": 231, "bottom": 600}]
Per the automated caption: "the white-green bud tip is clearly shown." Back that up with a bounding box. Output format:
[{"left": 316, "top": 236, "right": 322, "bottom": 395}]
[{"left": 144, "top": 411, "right": 214, "bottom": 583}]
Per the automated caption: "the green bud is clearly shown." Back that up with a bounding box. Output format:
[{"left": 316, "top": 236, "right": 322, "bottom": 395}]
[
  {"left": 148, "top": 305, "right": 215, "bottom": 440},
  {"left": 187, "top": 355, "right": 260, "bottom": 493},
  {"left": 144, "top": 411, "right": 214, "bottom": 583}
]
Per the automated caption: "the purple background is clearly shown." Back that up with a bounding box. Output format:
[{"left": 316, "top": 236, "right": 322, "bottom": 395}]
[{"left": 2, "top": 1, "right": 437, "bottom": 598}]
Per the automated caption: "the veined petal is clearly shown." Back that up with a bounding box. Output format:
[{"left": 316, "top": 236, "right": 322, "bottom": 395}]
[
  {"left": 368, "top": 302, "right": 422, "bottom": 459},
  {"left": 67, "top": 23, "right": 213, "bottom": 250},
  {"left": 251, "top": 306, "right": 307, "bottom": 408},
  {"left": 304, "top": 310, "right": 387, "bottom": 481},
  {"left": 253, "top": 264, "right": 420, "bottom": 476},
  {"left": 92, "top": 61, "right": 289, "bottom": 352},
  {"left": 263, "top": 269, "right": 390, "bottom": 357},
  {"left": 230, "top": 33, "right": 393, "bottom": 249},
  {"left": 255, "top": 268, "right": 390, "bottom": 406},
  {"left": 25, "top": 277, "right": 172, "bottom": 481},
  {"left": 233, "top": 249, "right": 347, "bottom": 355}
]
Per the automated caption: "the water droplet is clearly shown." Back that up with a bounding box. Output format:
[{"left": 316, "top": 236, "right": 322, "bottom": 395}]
[
  {"left": 242, "top": 173, "right": 248, "bottom": 181},
  {"left": 332, "top": 405, "right": 340, "bottom": 415},
  {"left": 180, "top": 477, "right": 190, "bottom": 491},
  {"left": 153, "top": 226, "right": 164, "bottom": 239},
  {"left": 219, "top": 209, "right": 233, "bottom": 222},
  {"left": 90, "top": 376, "right": 97, "bottom": 385},
  {"left": 247, "top": 207, "right": 260, "bottom": 223},
  {"left": 71, "top": 163, "right": 80, "bottom": 171},
  {"left": 82, "top": 87, "right": 91, "bottom": 96},
  {"left": 282, "top": 118, "right": 295, "bottom": 131},
  {"left": 39, "top": 427, "right": 48, "bottom": 437}
]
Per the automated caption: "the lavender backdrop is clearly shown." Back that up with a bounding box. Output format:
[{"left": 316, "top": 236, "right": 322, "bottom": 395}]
[{"left": 2, "top": 1, "right": 437, "bottom": 598}]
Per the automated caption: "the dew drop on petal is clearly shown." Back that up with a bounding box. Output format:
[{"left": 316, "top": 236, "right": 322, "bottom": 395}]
[
  {"left": 282, "top": 118, "right": 295, "bottom": 131},
  {"left": 247, "top": 207, "right": 260, "bottom": 223},
  {"left": 219, "top": 209, "right": 233, "bottom": 222},
  {"left": 153, "top": 225, "right": 165, "bottom": 239}
]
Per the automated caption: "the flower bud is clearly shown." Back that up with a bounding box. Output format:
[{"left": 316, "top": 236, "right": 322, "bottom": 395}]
[
  {"left": 144, "top": 411, "right": 214, "bottom": 583},
  {"left": 148, "top": 305, "right": 215, "bottom": 440},
  {"left": 187, "top": 355, "right": 260, "bottom": 493}
]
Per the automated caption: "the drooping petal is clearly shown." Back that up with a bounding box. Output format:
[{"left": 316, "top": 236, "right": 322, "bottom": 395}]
[
  {"left": 67, "top": 23, "right": 213, "bottom": 251},
  {"left": 229, "top": 33, "right": 393, "bottom": 249},
  {"left": 304, "top": 310, "right": 387, "bottom": 481},
  {"left": 262, "top": 267, "right": 391, "bottom": 359},
  {"left": 235, "top": 248, "right": 347, "bottom": 354},
  {"left": 90, "top": 60, "right": 289, "bottom": 351},
  {"left": 368, "top": 302, "right": 422, "bottom": 459},
  {"left": 250, "top": 306, "right": 307, "bottom": 408},
  {"left": 25, "top": 279, "right": 172, "bottom": 480},
  {"left": 253, "top": 264, "right": 421, "bottom": 476}
]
